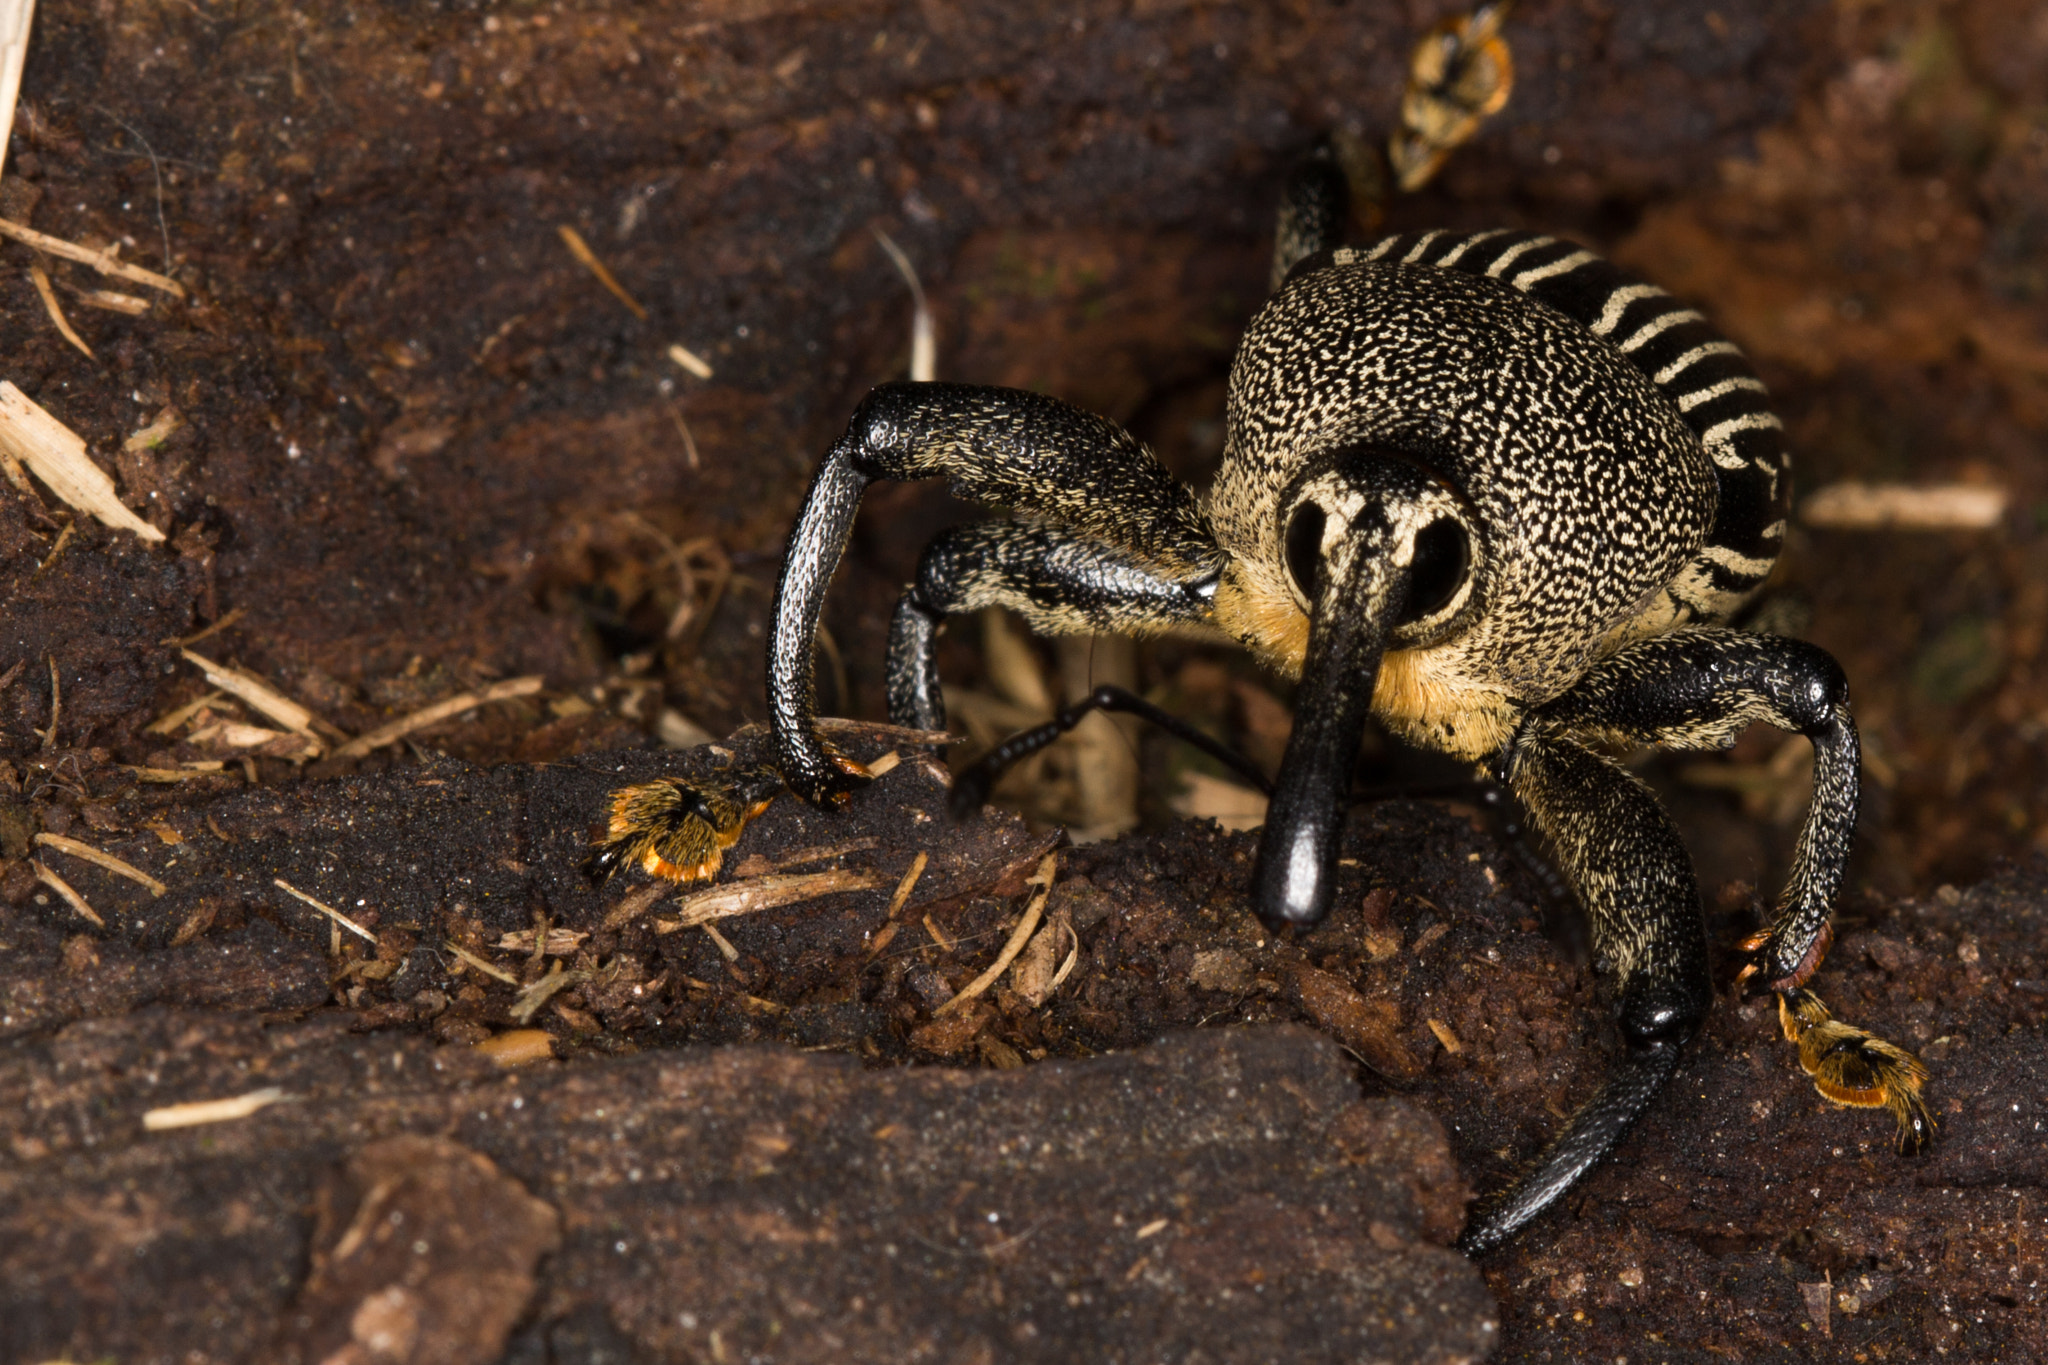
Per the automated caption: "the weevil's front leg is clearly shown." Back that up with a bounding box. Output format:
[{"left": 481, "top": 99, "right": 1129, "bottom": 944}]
[
  {"left": 1534, "top": 628, "right": 1932, "bottom": 1151},
  {"left": 775, "top": 382, "right": 1224, "bottom": 806},
  {"left": 1460, "top": 726, "right": 1711, "bottom": 1255}
]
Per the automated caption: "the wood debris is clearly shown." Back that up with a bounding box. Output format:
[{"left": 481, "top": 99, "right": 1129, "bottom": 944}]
[
  {"left": 474, "top": 1029, "right": 555, "bottom": 1067},
  {"left": 511, "top": 961, "right": 586, "bottom": 1024},
  {"left": 0, "top": 217, "right": 186, "bottom": 296},
  {"left": 1801, "top": 481, "right": 2008, "bottom": 530},
  {"left": 33, "top": 859, "right": 104, "bottom": 927},
  {"left": 28, "top": 263, "right": 92, "bottom": 358},
  {"left": 1426, "top": 1018, "right": 1464, "bottom": 1055},
  {"left": 326, "top": 675, "right": 542, "bottom": 761},
  {"left": 935, "top": 854, "right": 1058, "bottom": 1016},
  {"left": 181, "top": 650, "right": 325, "bottom": 740},
  {"left": 656, "top": 868, "right": 888, "bottom": 932},
  {"left": 75, "top": 286, "right": 151, "bottom": 315},
  {"left": 142, "top": 1087, "right": 289, "bottom": 1132},
  {"left": 557, "top": 224, "right": 646, "bottom": 319},
  {"left": 274, "top": 878, "right": 377, "bottom": 945},
  {"left": 667, "top": 343, "right": 714, "bottom": 379},
  {"left": 123, "top": 406, "right": 182, "bottom": 452},
  {"left": 34, "top": 832, "right": 166, "bottom": 896},
  {"left": 444, "top": 940, "right": 518, "bottom": 985},
  {"left": 0, "top": 381, "right": 166, "bottom": 541},
  {"left": 495, "top": 927, "right": 589, "bottom": 956}
]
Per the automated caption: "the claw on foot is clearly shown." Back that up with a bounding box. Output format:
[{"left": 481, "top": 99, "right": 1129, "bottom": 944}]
[
  {"left": 1390, "top": 1, "right": 1516, "bottom": 192},
  {"left": 1776, "top": 987, "right": 1935, "bottom": 1154},
  {"left": 1735, "top": 923, "right": 1834, "bottom": 995},
  {"left": 592, "top": 763, "right": 783, "bottom": 884}
]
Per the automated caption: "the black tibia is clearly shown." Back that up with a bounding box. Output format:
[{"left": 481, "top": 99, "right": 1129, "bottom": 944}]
[
  {"left": 1461, "top": 727, "right": 1710, "bottom": 1256},
  {"left": 1533, "top": 629, "right": 1859, "bottom": 991},
  {"left": 949, "top": 683, "right": 1272, "bottom": 818},
  {"left": 885, "top": 519, "right": 1218, "bottom": 732},
  {"left": 772, "top": 382, "right": 1223, "bottom": 806},
  {"left": 1271, "top": 144, "right": 1350, "bottom": 292}
]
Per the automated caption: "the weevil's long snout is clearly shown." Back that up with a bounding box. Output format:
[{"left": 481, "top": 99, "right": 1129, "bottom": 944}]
[{"left": 1250, "top": 458, "right": 1469, "bottom": 929}]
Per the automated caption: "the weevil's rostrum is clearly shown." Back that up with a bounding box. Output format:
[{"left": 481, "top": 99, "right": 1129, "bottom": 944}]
[{"left": 597, "top": 5, "right": 1931, "bottom": 1261}]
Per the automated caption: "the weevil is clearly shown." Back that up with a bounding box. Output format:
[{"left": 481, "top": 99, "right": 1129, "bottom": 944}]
[{"left": 596, "top": 3, "right": 1931, "bottom": 1255}]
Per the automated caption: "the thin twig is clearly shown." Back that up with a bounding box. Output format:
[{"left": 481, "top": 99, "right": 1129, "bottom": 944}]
[
  {"left": 33, "top": 860, "right": 104, "bottom": 927},
  {"left": 29, "top": 263, "right": 94, "bottom": 358},
  {"left": 181, "top": 649, "right": 322, "bottom": 738},
  {"left": 325, "top": 676, "right": 543, "bottom": 761},
  {"left": 162, "top": 605, "right": 247, "bottom": 649},
  {"left": 884, "top": 851, "right": 929, "bottom": 919},
  {"left": 444, "top": 939, "right": 518, "bottom": 984},
  {"left": 34, "top": 832, "right": 167, "bottom": 895},
  {"left": 0, "top": 217, "right": 186, "bottom": 297},
  {"left": 40, "top": 654, "right": 58, "bottom": 749},
  {"left": 273, "top": 878, "right": 377, "bottom": 945},
  {"left": 557, "top": 224, "right": 646, "bottom": 319},
  {"left": 143, "top": 1088, "right": 290, "bottom": 1132},
  {"left": 934, "top": 854, "right": 1058, "bottom": 1016}
]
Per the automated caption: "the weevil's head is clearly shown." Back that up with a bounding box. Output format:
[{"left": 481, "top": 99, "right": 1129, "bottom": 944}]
[{"left": 1252, "top": 445, "right": 1485, "bottom": 926}]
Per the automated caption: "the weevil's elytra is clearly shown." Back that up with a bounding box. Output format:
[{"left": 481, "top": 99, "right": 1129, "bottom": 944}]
[{"left": 595, "top": 4, "right": 1930, "bottom": 1262}]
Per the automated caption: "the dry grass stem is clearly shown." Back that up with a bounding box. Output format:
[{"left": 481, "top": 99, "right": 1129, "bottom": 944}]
[
  {"left": 658, "top": 868, "right": 888, "bottom": 931},
  {"left": 147, "top": 689, "right": 228, "bottom": 735},
  {"left": 511, "top": 961, "right": 586, "bottom": 1024},
  {"left": 557, "top": 224, "right": 646, "bottom": 319},
  {"left": 935, "top": 853, "right": 1059, "bottom": 1015},
  {"left": 123, "top": 406, "right": 182, "bottom": 452},
  {"left": 181, "top": 650, "right": 323, "bottom": 737},
  {"left": 326, "top": 675, "right": 543, "bottom": 761},
  {"left": 667, "top": 343, "right": 714, "bottom": 379},
  {"left": 163, "top": 606, "right": 248, "bottom": 649},
  {"left": 700, "top": 922, "right": 740, "bottom": 960},
  {"left": 444, "top": 940, "right": 519, "bottom": 984},
  {"left": 1801, "top": 482, "right": 2009, "bottom": 530},
  {"left": 0, "top": 382, "right": 166, "bottom": 541},
  {"left": 29, "top": 263, "right": 93, "bottom": 358},
  {"left": 273, "top": 878, "right": 377, "bottom": 945},
  {"left": 661, "top": 397, "right": 702, "bottom": 470},
  {"left": 921, "top": 912, "right": 953, "bottom": 952},
  {"left": 39, "top": 654, "right": 57, "bottom": 748},
  {"left": 34, "top": 832, "right": 166, "bottom": 896},
  {"left": 76, "top": 286, "right": 150, "bottom": 315},
  {"left": 1427, "top": 1018, "right": 1465, "bottom": 1054},
  {"left": 885, "top": 851, "right": 930, "bottom": 919},
  {"left": 873, "top": 227, "right": 936, "bottom": 383},
  {"left": 32, "top": 518, "right": 73, "bottom": 575},
  {"left": 33, "top": 860, "right": 104, "bottom": 927},
  {"left": 0, "top": 217, "right": 185, "bottom": 297},
  {"left": 142, "top": 1088, "right": 289, "bottom": 1132},
  {"left": 751, "top": 836, "right": 883, "bottom": 873}
]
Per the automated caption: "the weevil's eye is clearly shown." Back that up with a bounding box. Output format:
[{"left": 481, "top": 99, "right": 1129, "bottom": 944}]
[
  {"left": 1396, "top": 517, "right": 1469, "bottom": 627},
  {"left": 1284, "top": 501, "right": 1327, "bottom": 604}
]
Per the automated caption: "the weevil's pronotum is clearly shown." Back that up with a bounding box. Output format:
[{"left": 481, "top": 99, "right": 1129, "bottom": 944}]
[{"left": 597, "top": 3, "right": 1931, "bottom": 1255}]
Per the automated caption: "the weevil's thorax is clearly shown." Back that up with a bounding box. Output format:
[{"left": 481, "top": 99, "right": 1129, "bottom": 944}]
[{"left": 1206, "top": 260, "right": 1719, "bottom": 758}]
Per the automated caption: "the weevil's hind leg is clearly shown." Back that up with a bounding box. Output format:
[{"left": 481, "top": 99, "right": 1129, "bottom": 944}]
[
  {"left": 773, "top": 383, "right": 1222, "bottom": 806},
  {"left": 1535, "top": 627, "right": 1933, "bottom": 1154},
  {"left": 590, "top": 761, "right": 785, "bottom": 885},
  {"left": 878, "top": 517, "right": 1252, "bottom": 810},
  {"left": 1390, "top": 2, "right": 1516, "bottom": 193},
  {"left": 1462, "top": 727, "right": 1711, "bottom": 1256}
]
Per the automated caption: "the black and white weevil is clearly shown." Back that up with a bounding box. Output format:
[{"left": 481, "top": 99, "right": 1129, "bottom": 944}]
[{"left": 597, "top": 5, "right": 1931, "bottom": 1256}]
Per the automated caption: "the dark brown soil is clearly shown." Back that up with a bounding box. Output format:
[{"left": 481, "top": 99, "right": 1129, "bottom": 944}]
[{"left": 2, "top": 1, "right": 2045, "bottom": 1362}]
